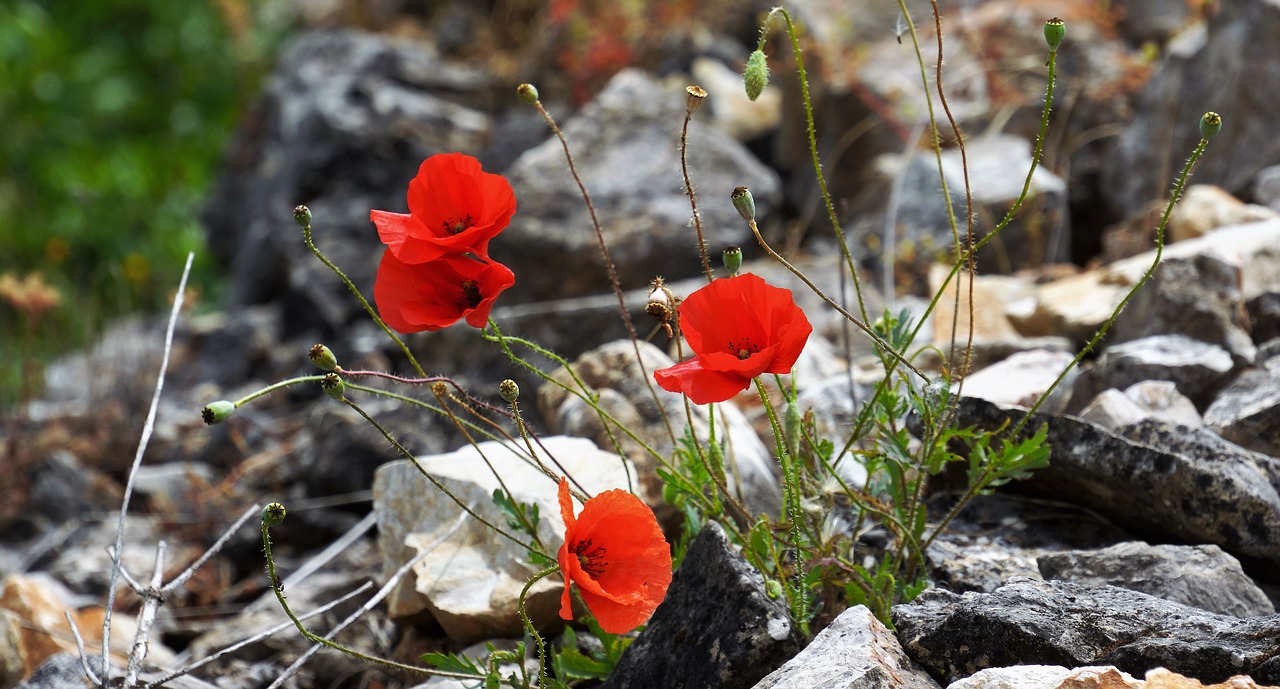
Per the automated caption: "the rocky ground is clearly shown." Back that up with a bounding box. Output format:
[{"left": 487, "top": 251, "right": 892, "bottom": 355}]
[{"left": 3, "top": 0, "right": 1280, "bottom": 688}]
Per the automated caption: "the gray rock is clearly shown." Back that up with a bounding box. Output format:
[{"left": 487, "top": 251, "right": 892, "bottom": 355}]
[
  {"left": 1109, "top": 253, "right": 1256, "bottom": 368},
  {"left": 1103, "top": 0, "right": 1280, "bottom": 217},
  {"left": 203, "top": 29, "right": 490, "bottom": 327},
  {"left": 888, "top": 135, "right": 1069, "bottom": 273},
  {"left": 601, "top": 522, "right": 801, "bottom": 689},
  {"left": 1069, "top": 334, "right": 1235, "bottom": 413},
  {"left": 29, "top": 452, "right": 122, "bottom": 523},
  {"left": 953, "top": 397, "right": 1280, "bottom": 566},
  {"left": 751, "top": 605, "right": 940, "bottom": 689},
  {"left": 945, "top": 665, "right": 1141, "bottom": 689},
  {"left": 1257, "top": 165, "right": 1280, "bottom": 213},
  {"left": 924, "top": 494, "right": 1129, "bottom": 595},
  {"left": 893, "top": 578, "right": 1280, "bottom": 684},
  {"left": 1204, "top": 361, "right": 1280, "bottom": 457},
  {"left": 14, "top": 653, "right": 108, "bottom": 689},
  {"left": 372, "top": 437, "right": 636, "bottom": 643},
  {"left": 1077, "top": 381, "right": 1203, "bottom": 431},
  {"left": 495, "top": 68, "right": 781, "bottom": 301},
  {"left": 1037, "top": 541, "right": 1275, "bottom": 617},
  {"left": 1248, "top": 292, "right": 1280, "bottom": 342},
  {"left": 1114, "top": 0, "right": 1191, "bottom": 45}
]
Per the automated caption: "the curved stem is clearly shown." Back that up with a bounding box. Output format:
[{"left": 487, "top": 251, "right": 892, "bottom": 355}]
[
  {"left": 1014, "top": 134, "right": 1212, "bottom": 435},
  {"left": 761, "top": 7, "right": 870, "bottom": 324},
  {"left": 301, "top": 218, "right": 426, "bottom": 378},
  {"left": 518, "top": 566, "right": 561, "bottom": 687},
  {"left": 261, "top": 513, "right": 479, "bottom": 680}
]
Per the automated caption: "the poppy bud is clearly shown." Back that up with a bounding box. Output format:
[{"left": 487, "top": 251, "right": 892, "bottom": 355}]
[
  {"left": 293, "top": 205, "right": 311, "bottom": 227},
  {"left": 263, "top": 502, "right": 287, "bottom": 526},
  {"left": 1199, "top": 111, "right": 1222, "bottom": 140},
  {"left": 201, "top": 400, "right": 235, "bottom": 425},
  {"left": 321, "top": 372, "right": 345, "bottom": 401},
  {"left": 308, "top": 343, "right": 338, "bottom": 371},
  {"left": 731, "top": 186, "right": 756, "bottom": 224},
  {"left": 685, "top": 85, "right": 707, "bottom": 116},
  {"left": 1043, "top": 18, "right": 1065, "bottom": 52},
  {"left": 499, "top": 379, "right": 520, "bottom": 403},
  {"left": 744, "top": 50, "right": 769, "bottom": 101},
  {"left": 765, "top": 579, "right": 783, "bottom": 600},
  {"left": 517, "top": 83, "right": 540, "bottom": 105},
  {"left": 722, "top": 245, "right": 743, "bottom": 277}
]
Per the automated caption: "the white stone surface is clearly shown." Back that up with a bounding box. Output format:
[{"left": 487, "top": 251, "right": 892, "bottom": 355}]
[{"left": 373, "top": 436, "right": 637, "bottom": 643}]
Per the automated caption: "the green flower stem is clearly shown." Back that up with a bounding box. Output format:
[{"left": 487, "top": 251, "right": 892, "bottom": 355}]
[
  {"left": 343, "top": 382, "right": 522, "bottom": 452},
  {"left": 300, "top": 217, "right": 427, "bottom": 379},
  {"left": 518, "top": 566, "right": 560, "bottom": 687},
  {"left": 753, "top": 377, "right": 809, "bottom": 633},
  {"left": 232, "top": 375, "right": 326, "bottom": 408},
  {"left": 431, "top": 384, "right": 546, "bottom": 552},
  {"left": 743, "top": 215, "right": 928, "bottom": 382},
  {"left": 341, "top": 396, "right": 545, "bottom": 559},
  {"left": 759, "top": 7, "right": 870, "bottom": 324},
  {"left": 843, "top": 33, "right": 1062, "bottom": 443},
  {"left": 1015, "top": 133, "right": 1214, "bottom": 435},
  {"left": 260, "top": 511, "right": 479, "bottom": 680},
  {"left": 526, "top": 99, "right": 679, "bottom": 451},
  {"left": 508, "top": 398, "right": 561, "bottom": 485},
  {"left": 486, "top": 320, "right": 668, "bottom": 489}
]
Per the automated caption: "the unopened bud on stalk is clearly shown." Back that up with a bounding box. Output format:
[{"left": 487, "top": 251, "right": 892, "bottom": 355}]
[
  {"left": 1200, "top": 111, "right": 1222, "bottom": 140},
  {"left": 499, "top": 379, "right": 520, "bottom": 403},
  {"left": 321, "top": 372, "right": 345, "bottom": 401},
  {"left": 1043, "top": 18, "right": 1065, "bottom": 52},
  {"left": 685, "top": 85, "right": 707, "bottom": 116},
  {"left": 722, "top": 245, "right": 743, "bottom": 277},
  {"left": 293, "top": 205, "right": 311, "bottom": 227},
  {"left": 744, "top": 50, "right": 769, "bottom": 101},
  {"left": 308, "top": 343, "right": 338, "bottom": 371},
  {"left": 201, "top": 400, "right": 235, "bottom": 425},
  {"left": 731, "top": 186, "right": 756, "bottom": 224},
  {"left": 517, "top": 83, "right": 540, "bottom": 105}
]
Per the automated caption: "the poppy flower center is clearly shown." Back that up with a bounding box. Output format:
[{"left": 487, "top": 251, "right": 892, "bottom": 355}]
[
  {"left": 729, "top": 338, "right": 760, "bottom": 360},
  {"left": 442, "top": 215, "right": 473, "bottom": 235},
  {"left": 571, "top": 537, "right": 608, "bottom": 578},
  {"left": 459, "top": 280, "right": 482, "bottom": 309}
]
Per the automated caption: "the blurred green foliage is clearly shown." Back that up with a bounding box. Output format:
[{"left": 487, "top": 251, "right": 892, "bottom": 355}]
[{"left": 0, "top": 0, "right": 288, "bottom": 405}]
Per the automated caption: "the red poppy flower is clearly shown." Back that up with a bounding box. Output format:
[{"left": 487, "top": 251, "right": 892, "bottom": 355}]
[
  {"left": 653, "top": 273, "right": 812, "bottom": 404},
  {"left": 370, "top": 153, "right": 516, "bottom": 264},
  {"left": 373, "top": 250, "right": 515, "bottom": 333},
  {"left": 557, "top": 478, "right": 671, "bottom": 634}
]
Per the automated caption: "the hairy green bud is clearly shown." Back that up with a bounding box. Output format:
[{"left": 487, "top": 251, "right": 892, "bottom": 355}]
[
  {"left": 743, "top": 50, "right": 769, "bottom": 101},
  {"left": 516, "top": 83, "right": 539, "bottom": 105},
  {"left": 293, "top": 205, "right": 311, "bottom": 227}
]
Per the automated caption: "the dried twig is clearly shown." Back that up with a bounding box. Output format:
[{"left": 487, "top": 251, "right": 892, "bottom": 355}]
[
  {"left": 143, "top": 583, "right": 373, "bottom": 688},
  {"left": 98, "top": 254, "right": 192, "bottom": 688}
]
